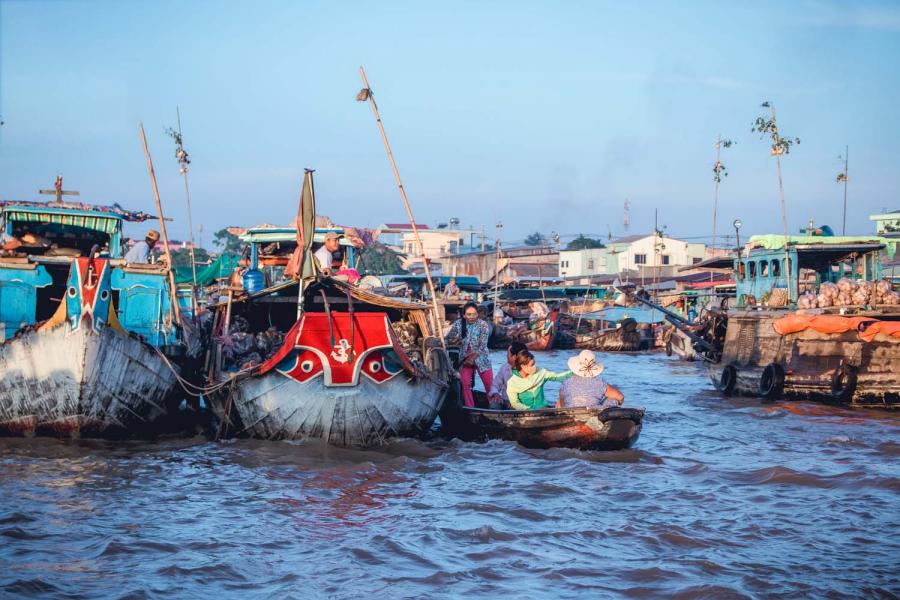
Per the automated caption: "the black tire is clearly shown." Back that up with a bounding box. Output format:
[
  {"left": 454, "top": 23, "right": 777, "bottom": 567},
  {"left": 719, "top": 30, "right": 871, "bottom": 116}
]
[
  {"left": 830, "top": 364, "right": 858, "bottom": 403},
  {"left": 759, "top": 363, "right": 785, "bottom": 400},
  {"left": 716, "top": 364, "right": 737, "bottom": 395},
  {"left": 665, "top": 340, "right": 673, "bottom": 356}
]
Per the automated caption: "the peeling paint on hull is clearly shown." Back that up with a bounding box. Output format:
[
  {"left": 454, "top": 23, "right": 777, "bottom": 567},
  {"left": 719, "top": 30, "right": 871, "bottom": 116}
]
[
  {"left": 0, "top": 326, "right": 181, "bottom": 438},
  {"left": 211, "top": 372, "right": 447, "bottom": 446}
]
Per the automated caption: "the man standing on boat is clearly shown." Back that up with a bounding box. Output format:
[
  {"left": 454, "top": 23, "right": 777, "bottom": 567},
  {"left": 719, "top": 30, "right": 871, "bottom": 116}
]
[
  {"left": 124, "top": 230, "right": 160, "bottom": 264},
  {"left": 314, "top": 231, "right": 343, "bottom": 276}
]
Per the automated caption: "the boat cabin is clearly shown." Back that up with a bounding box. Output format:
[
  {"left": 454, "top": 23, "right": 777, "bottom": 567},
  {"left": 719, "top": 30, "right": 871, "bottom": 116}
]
[
  {"left": 0, "top": 200, "right": 180, "bottom": 348},
  {"left": 239, "top": 226, "right": 357, "bottom": 287},
  {"left": 735, "top": 238, "right": 887, "bottom": 306}
]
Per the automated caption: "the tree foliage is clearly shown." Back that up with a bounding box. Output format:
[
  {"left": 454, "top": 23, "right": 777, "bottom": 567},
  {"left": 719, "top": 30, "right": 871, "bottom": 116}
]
[
  {"left": 565, "top": 234, "right": 605, "bottom": 250},
  {"left": 357, "top": 242, "right": 407, "bottom": 276},
  {"left": 752, "top": 102, "right": 800, "bottom": 156},
  {"left": 523, "top": 231, "right": 547, "bottom": 246},
  {"left": 213, "top": 228, "right": 243, "bottom": 254},
  {"left": 169, "top": 247, "right": 210, "bottom": 268}
]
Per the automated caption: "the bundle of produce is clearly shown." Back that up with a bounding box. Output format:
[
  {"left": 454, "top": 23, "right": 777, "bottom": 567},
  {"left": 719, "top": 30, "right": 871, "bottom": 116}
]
[
  {"left": 873, "top": 279, "right": 900, "bottom": 305},
  {"left": 768, "top": 287, "right": 789, "bottom": 308},
  {"left": 796, "top": 292, "right": 818, "bottom": 309}
]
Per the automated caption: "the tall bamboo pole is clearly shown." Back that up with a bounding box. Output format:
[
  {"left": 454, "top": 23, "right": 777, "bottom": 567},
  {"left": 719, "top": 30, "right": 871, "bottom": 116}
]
[
  {"left": 842, "top": 145, "right": 849, "bottom": 236},
  {"left": 176, "top": 107, "right": 199, "bottom": 303},
  {"left": 358, "top": 66, "right": 444, "bottom": 341},
  {"left": 492, "top": 222, "right": 503, "bottom": 321},
  {"left": 712, "top": 136, "right": 722, "bottom": 283},
  {"left": 770, "top": 107, "right": 793, "bottom": 301},
  {"left": 139, "top": 123, "right": 183, "bottom": 326}
]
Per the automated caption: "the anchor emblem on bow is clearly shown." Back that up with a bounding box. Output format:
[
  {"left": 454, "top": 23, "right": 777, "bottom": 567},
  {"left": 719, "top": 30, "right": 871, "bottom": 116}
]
[{"left": 330, "top": 339, "right": 352, "bottom": 364}]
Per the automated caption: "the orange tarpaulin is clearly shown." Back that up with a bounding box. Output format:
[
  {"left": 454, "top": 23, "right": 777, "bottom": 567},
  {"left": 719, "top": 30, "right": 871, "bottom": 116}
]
[
  {"left": 858, "top": 320, "right": 900, "bottom": 342},
  {"left": 773, "top": 314, "right": 876, "bottom": 336}
]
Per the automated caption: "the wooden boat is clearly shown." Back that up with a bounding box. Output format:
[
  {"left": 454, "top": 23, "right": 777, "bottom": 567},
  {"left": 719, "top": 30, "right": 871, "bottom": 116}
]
[
  {"left": 204, "top": 192, "right": 452, "bottom": 446},
  {"left": 488, "top": 287, "right": 566, "bottom": 350},
  {"left": 0, "top": 197, "right": 195, "bottom": 437},
  {"left": 663, "top": 325, "right": 699, "bottom": 360},
  {"left": 207, "top": 278, "right": 451, "bottom": 445},
  {"left": 556, "top": 317, "right": 650, "bottom": 352},
  {"left": 491, "top": 309, "right": 559, "bottom": 351},
  {"left": 708, "top": 237, "right": 900, "bottom": 408},
  {"left": 440, "top": 390, "right": 643, "bottom": 450}
]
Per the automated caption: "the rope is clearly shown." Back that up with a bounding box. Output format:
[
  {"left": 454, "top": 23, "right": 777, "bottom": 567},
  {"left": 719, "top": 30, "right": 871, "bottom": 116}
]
[{"left": 149, "top": 343, "right": 256, "bottom": 397}]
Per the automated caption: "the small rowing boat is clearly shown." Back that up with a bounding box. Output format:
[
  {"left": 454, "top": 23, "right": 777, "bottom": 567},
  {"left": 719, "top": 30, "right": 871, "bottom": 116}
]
[{"left": 440, "top": 390, "right": 643, "bottom": 451}]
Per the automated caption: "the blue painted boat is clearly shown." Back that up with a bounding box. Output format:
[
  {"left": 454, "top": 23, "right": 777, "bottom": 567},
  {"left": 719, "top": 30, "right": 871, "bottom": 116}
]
[{"left": 0, "top": 196, "right": 196, "bottom": 437}]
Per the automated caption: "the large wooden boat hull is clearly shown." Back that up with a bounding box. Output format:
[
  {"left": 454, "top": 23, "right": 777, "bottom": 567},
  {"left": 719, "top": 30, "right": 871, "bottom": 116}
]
[
  {"left": 0, "top": 326, "right": 181, "bottom": 437},
  {"left": 210, "top": 366, "right": 447, "bottom": 446},
  {"left": 208, "top": 308, "right": 451, "bottom": 447},
  {"left": 709, "top": 311, "right": 900, "bottom": 407},
  {"left": 441, "top": 404, "right": 644, "bottom": 451}
]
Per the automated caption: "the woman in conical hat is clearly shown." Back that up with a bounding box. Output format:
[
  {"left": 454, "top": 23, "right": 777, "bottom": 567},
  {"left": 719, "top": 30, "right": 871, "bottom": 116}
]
[{"left": 557, "top": 350, "right": 624, "bottom": 409}]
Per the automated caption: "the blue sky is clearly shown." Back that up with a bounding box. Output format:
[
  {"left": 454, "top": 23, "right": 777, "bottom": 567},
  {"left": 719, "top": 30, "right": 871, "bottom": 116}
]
[{"left": 1, "top": 0, "right": 899, "bottom": 247}]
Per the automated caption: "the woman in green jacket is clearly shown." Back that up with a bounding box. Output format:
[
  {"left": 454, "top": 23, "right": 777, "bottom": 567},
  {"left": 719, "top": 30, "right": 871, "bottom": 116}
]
[{"left": 506, "top": 350, "right": 573, "bottom": 410}]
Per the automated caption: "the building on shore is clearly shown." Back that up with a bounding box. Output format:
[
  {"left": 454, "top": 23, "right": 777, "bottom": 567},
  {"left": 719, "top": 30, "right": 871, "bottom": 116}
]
[
  {"left": 377, "top": 222, "right": 487, "bottom": 272},
  {"left": 559, "top": 234, "right": 706, "bottom": 280},
  {"left": 439, "top": 245, "right": 559, "bottom": 285}
]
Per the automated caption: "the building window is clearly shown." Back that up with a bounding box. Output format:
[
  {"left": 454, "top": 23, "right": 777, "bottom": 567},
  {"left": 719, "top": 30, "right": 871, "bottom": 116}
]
[
  {"left": 772, "top": 259, "right": 781, "bottom": 277},
  {"left": 760, "top": 260, "right": 769, "bottom": 276},
  {"left": 749, "top": 261, "right": 757, "bottom": 278},
  {"left": 587, "top": 259, "right": 594, "bottom": 270},
  {"left": 661, "top": 255, "right": 670, "bottom": 265},
  {"left": 634, "top": 254, "right": 647, "bottom": 265},
  {"left": 692, "top": 257, "right": 702, "bottom": 264}
]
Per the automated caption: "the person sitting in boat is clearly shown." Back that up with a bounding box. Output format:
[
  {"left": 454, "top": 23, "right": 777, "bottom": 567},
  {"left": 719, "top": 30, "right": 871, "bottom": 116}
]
[
  {"left": 488, "top": 341, "right": 527, "bottom": 409},
  {"left": 313, "top": 231, "right": 343, "bottom": 276},
  {"left": 506, "top": 350, "right": 573, "bottom": 411},
  {"left": 445, "top": 301, "right": 493, "bottom": 408},
  {"left": 557, "top": 349, "right": 624, "bottom": 409},
  {"left": 443, "top": 278, "right": 460, "bottom": 299},
  {"left": 124, "top": 230, "right": 160, "bottom": 263}
]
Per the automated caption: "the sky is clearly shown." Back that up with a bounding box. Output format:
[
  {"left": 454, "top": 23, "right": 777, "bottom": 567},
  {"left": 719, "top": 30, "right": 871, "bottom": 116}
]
[{"left": 1, "top": 0, "right": 899, "bottom": 248}]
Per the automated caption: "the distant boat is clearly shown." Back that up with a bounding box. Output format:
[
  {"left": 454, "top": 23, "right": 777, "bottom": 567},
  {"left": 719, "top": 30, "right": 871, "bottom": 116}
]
[{"left": 0, "top": 198, "right": 197, "bottom": 437}]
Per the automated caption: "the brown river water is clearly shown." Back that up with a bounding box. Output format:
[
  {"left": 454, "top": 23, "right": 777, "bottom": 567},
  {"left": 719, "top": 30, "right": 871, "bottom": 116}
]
[{"left": 1, "top": 350, "right": 898, "bottom": 599}]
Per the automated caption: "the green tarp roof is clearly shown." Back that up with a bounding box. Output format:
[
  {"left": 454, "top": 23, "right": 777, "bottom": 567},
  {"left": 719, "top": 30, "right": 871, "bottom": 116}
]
[{"left": 175, "top": 254, "right": 241, "bottom": 285}]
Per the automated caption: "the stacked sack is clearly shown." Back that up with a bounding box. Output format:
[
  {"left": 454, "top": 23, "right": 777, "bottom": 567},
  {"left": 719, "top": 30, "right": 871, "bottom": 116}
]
[{"left": 796, "top": 278, "right": 900, "bottom": 309}]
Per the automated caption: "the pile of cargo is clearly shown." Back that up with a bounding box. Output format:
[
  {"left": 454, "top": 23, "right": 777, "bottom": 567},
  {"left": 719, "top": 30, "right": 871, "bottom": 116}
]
[{"left": 797, "top": 278, "right": 900, "bottom": 309}]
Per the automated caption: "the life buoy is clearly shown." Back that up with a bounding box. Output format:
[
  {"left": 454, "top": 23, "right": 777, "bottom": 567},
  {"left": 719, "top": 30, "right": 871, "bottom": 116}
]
[
  {"left": 758, "top": 363, "right": 785, "bottom": 400},
  {"left": 716, "top": 364, "right": 737, "bottom": 395},
  {"left": 830, "top": 364, "right": 858, "bottom": 402}
]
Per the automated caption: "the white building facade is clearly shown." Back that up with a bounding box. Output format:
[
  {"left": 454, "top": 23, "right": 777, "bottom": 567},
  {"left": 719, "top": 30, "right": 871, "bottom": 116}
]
[{"left": 558, "top": 235, "right": 706, "bottom": 278}]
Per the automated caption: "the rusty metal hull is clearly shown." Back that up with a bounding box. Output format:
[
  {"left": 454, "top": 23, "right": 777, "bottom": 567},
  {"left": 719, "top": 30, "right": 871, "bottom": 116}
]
[
  {"left": 709, "top": 311, "right": 900, "bottom": 407},
  {"left": 210, "top": 371, "right": 448, "bottom": 446},
  {"left": 0, "top": 326, "right": 181, "bottom": 437},
  {"left": 441, "top": 404, "right": 644, "bottom": 451}
]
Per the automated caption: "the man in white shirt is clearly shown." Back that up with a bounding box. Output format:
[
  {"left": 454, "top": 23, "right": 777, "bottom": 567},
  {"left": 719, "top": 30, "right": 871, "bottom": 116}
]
[
  {"left": 313, "top": 231, "right": 342, "bottom": 276},
  {"left": 125, "top": 230, "right": 160, "bottom": 263}
]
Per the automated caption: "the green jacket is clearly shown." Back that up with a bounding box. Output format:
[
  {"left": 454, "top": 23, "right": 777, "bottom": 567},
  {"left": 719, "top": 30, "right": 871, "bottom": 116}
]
[{"left": 507, "top": 368, "right": 573, "bottom": 410}]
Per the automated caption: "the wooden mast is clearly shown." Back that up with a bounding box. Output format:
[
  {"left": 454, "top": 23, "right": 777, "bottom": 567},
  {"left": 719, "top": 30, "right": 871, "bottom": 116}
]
[
  {"left": 139, "top": 123, "right": 183, "bottom": 326},
  {"left": 357, "top": 66, "right": 444, "bottom": 341}
]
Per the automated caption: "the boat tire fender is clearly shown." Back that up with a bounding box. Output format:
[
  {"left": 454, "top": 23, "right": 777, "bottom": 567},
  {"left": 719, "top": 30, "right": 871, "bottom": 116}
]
[
  {"left": 830, "top": 364, "right": 858, "bottom": 402},
  {"left": 716, "top": 364, "right": 737, "bottom": 395},
  {"left": 758, "top": 363, "right": 785, "bottom": 400}
]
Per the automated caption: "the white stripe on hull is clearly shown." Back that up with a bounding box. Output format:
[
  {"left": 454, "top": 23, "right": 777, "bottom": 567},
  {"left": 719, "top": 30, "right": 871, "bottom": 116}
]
[
  {"left": 0, "top": 326, "right": 180, "bottom": 437},
  {"left": 214, "top": 372, "right": 447, "bottom": 446}
]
